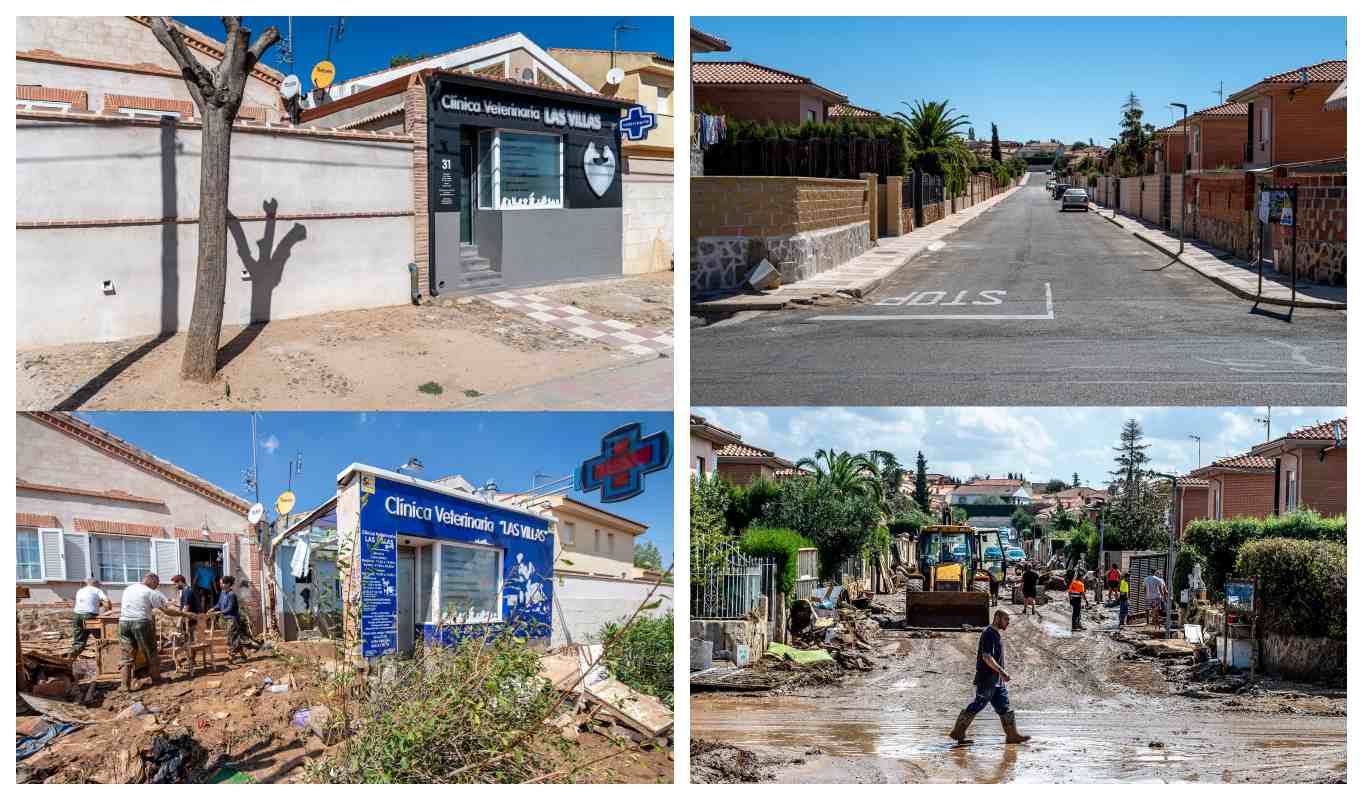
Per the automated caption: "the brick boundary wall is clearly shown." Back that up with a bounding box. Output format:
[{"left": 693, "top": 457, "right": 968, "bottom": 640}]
[
  {"left": 1258, "top": 171, "right": 1347, "bottom": 286},
  {"left": 1186, "top": 172, "right": 1253, "bottom": 260},
  {"left": 1140, "top": 177, "right": 1161, "bottom": 225}
]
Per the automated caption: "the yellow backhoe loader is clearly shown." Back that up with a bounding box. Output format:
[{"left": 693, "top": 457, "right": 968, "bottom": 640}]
[{"left": 903, "top": 525, "right": 992, "bottom": 628}]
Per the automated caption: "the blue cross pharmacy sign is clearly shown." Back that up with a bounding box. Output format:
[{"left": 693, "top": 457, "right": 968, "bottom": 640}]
[
  {"left": 579, "top": 423, "right": 670, "bottom": 503},
  {"left": 620, "top": 105, "right": 657, "bottom": 142}
]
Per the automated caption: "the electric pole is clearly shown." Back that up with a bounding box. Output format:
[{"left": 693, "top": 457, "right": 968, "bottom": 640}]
[
  {"left": 1188, "top": 435, "right": 1202, "bottom": 468},
  {"left": 1255, "top": 407, "right": 1272, "bottom": 442}
]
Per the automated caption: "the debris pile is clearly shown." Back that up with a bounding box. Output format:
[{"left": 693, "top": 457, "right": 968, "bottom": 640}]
[
  {"left": 537, "top": 643, "right": 673, "bottom": 747},
  {"left": 690, "top": 738, "right": 777, "bottom": 783}
]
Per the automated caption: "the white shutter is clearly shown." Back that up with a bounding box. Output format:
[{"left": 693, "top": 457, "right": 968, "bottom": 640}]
[
  {"left": 151, "top": 538, "right": 180, "bottom": 578},
  {"left": 39, "top": 529, "right": 66, "bottom": 581},
  {"left": 63, "top": 533, "right": 91, "bottom": 581}
]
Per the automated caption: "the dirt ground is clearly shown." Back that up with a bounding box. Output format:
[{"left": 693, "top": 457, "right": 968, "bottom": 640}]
[
  {"left": 18, "top": 640, "right": 671, "bottom": 784},
  {"left": 16, "top": 274, "right": 673, "bottom": 411},
  {"left": 691, "top": 590, "right": 1346, "bottom": 784}
]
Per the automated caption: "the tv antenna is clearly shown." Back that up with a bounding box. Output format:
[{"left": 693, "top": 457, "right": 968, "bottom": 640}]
[
  {"left": 275, "top": 16, "right": 295, "bottom": 70},
  {"left": 288, "top": 450, "right": 304, "bottom": 492},
  {"left": 1255, "top": 406, "right": 1272, "bottom": 442},
  {"left": 611, "top": 20, "right": 638, "bottom": 69},
  {"left": 326, "top": 17, "right": 347, "bottom": 63},
  {"left": 1212, "top": 80, "right": 1224, "bottom": 105}
]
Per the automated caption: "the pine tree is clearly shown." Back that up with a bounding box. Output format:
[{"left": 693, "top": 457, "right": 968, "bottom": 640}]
[
  {"left": 913, "top": 451, "right": 931, "bottom": 512},
  {"left": 1110, "top": 419, "right": 1152, "bottom": 493},
  {"left": 1072, "top": 472, "right": 1081, "bottom": 488}
]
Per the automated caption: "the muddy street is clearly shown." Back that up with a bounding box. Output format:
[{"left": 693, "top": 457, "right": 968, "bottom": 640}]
[{"left": 691, "top": 592, "right": 1346, "bottom": 783}]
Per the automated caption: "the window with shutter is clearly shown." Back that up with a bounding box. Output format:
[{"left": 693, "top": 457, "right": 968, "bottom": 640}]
[
  {"left": 64, "top": 533, "right": 92, "bottom": 582},
  {"left": 95, "top": 535, "right": 152, "bottom": 584},
  {"left": 40, "top": 528, "right": 65, "bottom": 581},
  {"left": 17, "top": 530, "right": 42, "bottom": 581}
]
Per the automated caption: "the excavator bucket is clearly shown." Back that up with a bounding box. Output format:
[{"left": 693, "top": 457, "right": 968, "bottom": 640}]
[{"left": 905, "top": 589, "right": 991, "bottom": 628}]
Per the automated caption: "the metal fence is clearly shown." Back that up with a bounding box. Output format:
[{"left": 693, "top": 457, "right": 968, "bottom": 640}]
[
  {"left": 794, "top": 548, "right": 819, "bottom": 600},
  {"left": 1127, "top": 551, "right": 1169, "bottom": 616},
  {"left": 691, "top": 538, "right": 777, "bottom": 620}
]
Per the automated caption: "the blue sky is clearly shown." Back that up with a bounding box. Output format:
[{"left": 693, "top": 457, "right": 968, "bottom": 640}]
[
  {"left": 179, "top": 16, "right": 673, "bottom": 88},
  {"left": 692, "top": 407, "right": 1345, "bottom": 487},
  {"left": 74, "top": 412, "right": 675, "bottom": 565},
  {"left": 693, "top": 17, "right": 1346, "bottom": 144}
]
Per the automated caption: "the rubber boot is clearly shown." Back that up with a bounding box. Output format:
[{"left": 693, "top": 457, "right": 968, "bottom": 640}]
[
  {"left": 947, "top": 709, "right": 977, "bottom": 743},
  {"left": 1001, "top": 711, "right": 1031, "bottom": 744}
]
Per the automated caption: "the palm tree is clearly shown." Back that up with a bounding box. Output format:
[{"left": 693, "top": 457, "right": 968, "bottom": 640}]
[
  {"left": 864, "top": 449, "right": 906, "bottom": 517},
  {"left": 893, "top": 99, "right": 976, "bottom": 194},
  {"left": 797, "top": 448, "right": 879, "bottom": 502}
]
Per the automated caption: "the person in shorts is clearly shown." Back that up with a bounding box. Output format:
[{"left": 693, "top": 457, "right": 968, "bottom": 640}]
[
  {"left": 1105, "top": 564, "right": 1121, "bottom": 603},
  {"left": 1021, "top": 563, "right": 1040, "bottom": 616}
]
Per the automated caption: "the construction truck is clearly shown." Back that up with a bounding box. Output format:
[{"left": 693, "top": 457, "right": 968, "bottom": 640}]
[
  {"left": 973, "top": 527, "right": 1008, "bottom": 599},
  {"left": 903, "top": 525, "right": 993, "bottom": 628}
]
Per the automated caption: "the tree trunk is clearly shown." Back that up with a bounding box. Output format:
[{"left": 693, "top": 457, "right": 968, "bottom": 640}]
[{"left": 181, "top": 109, "right": 234, "bottom": 382}]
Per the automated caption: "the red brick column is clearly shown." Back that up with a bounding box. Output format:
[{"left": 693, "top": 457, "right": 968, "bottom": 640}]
[{"left": 404, "top": 76, "right": 430, "bottom": 296}]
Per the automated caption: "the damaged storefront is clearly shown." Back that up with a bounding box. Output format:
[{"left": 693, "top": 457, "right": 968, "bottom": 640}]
[
  {"left": 425, "top": 71, "right": 631, "bottom": 294},
  {"left": 279, "top": 464, "right": 555, "bottom": 659}
]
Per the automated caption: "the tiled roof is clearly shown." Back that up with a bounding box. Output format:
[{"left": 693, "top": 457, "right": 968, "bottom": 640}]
[
  {"left": 828, "top": 102, "right": 880, "bottom": 118},
  {"left": 1261, "top": 59, "right": 1346, "bottom": 84},
  {"left": 1196, "top": 453, "right": 1275, "bottom": 473},
  {"left": 690, "top": 28, "right": 732, "bottom": 53},
  {"left": 692, "top": 61, "right": 812, "bottom": 86},
  {"left": 336, "top": 105, "right": 405, "bottom": 131},
  {"left": 1192, "top": 101, "right": 1248, "bottom": 118},
  {"left": 717, "top": 442, "right": 777, "bottom": 459},
  {"left": 338, "top": 32, "right": 522, "bottom": 86},
  {"left": 1177, "top": 477, "right": 1210, "bottom": 488},
  {"left": 1279, "top": 418, "right": 1347, "bottom": 441},
  {"left": 18, "top": 513, "right": 60, "bottom": 529},
  {"left": 74, "top": 518, "right": 168, "bottom": 537}
]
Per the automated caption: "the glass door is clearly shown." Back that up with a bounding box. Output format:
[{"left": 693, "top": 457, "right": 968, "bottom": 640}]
[{"left": 459, "top": 141, "right": 474, "bottom": 244}]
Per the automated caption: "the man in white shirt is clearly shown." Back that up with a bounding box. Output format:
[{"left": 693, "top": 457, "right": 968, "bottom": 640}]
[
  {"left": 67, "top": 578, "right": 110, "bottom": 658},
  {"left": 1144, "top": 571, "right": 1168, "bottom": 623},
  {"left": 119, "top": 572, "right": 199, "bottom": 691}
]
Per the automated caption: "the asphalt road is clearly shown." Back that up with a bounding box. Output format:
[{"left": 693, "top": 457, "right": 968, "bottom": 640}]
[{"left": 692, "top": 180, "right": 1347, "bottom": 406}]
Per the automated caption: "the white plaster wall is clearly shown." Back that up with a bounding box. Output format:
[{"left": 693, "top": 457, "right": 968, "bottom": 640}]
[
  {"left": 622, "top": 174, "right": 673, "bottom": 275},
  {"left": 553, "top": 574, "right": 674, "bottom": 648},
  {"left": 16, "top": 119, "right": 415, "bottom": 347}
]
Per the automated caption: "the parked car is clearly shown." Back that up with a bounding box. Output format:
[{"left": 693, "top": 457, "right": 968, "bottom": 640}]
[
  {"left": 1052, "top": 183, "right": 1072, "bottom": 199},
  {"left": 1061, "top": 188, "right": 1089, "bottom": 211},
  {"left": 1005, "top": 547, "right": 1027, "bottom": 565},
  {"left": 1045, "top": 179, "right": 1056, "bottom": 191}
]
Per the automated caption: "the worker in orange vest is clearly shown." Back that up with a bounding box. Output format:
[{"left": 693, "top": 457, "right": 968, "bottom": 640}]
[{"left": 1068, "top": 575, "right": 1086, "bottom": 631}]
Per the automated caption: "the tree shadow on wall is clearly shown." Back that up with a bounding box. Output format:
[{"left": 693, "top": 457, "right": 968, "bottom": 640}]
[{"left": 218, "top": 198, "right": 308, "bottom": 370}]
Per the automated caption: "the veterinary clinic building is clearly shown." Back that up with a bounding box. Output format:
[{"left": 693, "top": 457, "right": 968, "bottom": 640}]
[
  {"left": 15, "top": 411, "right": 262, "bottom": 629},
  {"left": 305, "top": 63, "right": 633, "bottom": 296},
  {"left": 282, "top": 464, "right": 556, "bottom": 660}
]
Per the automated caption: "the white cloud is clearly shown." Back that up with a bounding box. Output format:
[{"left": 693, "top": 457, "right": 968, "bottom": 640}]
[{"left": 260, "top": 434, "right": 280, "bottom": 454}]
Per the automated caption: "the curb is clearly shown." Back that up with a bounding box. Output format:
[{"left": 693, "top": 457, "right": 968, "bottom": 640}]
[{"left": 1090, "top": 205, "right": 1346, "bottom": 311}]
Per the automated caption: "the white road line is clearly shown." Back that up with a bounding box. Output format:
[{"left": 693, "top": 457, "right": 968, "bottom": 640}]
[{"left": 809, "top": 283, "right": 1054, "bottom": 322}]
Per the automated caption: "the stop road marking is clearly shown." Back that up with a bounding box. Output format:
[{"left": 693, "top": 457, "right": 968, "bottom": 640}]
[{"left": 876, "top": 290, "right": 1006, "bottom": 307}]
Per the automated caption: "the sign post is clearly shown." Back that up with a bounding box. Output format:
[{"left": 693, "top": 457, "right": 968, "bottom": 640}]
[{"left": 1254, "top": 185, "right": 1298, "bottom": 311}]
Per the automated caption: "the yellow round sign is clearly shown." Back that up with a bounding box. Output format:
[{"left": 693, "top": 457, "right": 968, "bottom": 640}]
[
  {"left": 311, "top": 60, "right": 336, "bottom": 90},
  {"left": 275, "top": 490, "right": 296, "bottom": 516}
]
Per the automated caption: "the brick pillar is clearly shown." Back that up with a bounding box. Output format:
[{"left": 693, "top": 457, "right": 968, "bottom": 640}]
[
  {"left": 862, "top": 172, "right": 878, "bottom": 242},
  {"left": 405, "top": 76, "right": 431, "bottom": 297},
  {"left": 884, "top": 175, "right": 904, "bottom": 237}
]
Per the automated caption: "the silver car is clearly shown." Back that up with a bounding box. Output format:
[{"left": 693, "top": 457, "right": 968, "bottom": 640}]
[{"left": 1060, "top": 188, "right": 1089, "bottom": 212}]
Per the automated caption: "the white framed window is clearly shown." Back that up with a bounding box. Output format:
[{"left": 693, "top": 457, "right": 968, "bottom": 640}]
[
  {"left": 657, "top": 86, "right": 672, "bottom": 115},
  {"left": 593, "top": 529, "right": 601, "bottom": 553},
  {"left": 1285, "top": 470, "right": 1298, "bottom": 512},
  {"left": 475, "top": 129, "right": 564, "bottom": 210},
  {"left": 561, "top": 521, "right": 575, "bottom": 546},
  {"left": 436, "top": 542, "right": 502, "bottom": 624},
  {"left": 17, "top": 99, "right": 71, "bottom": 112},
  {"left": 17, "top": 530, "right": 42, "bottom": 581},
  {"left": 94, "top": 534, "right": 152, "bottom": 584},
  {"left": 119, "top": 107, "right": 181, "bottom": 121}
]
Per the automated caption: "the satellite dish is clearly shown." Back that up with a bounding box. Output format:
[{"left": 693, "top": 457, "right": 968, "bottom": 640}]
[
  {"left": 247, "top": 503, "right": 265, "bottom": 525},
  {"left": 280, "top": 74, "right": 301, "bottom": 100},
  {"left": 606, "top": 67, "right": 625, "bottom": 86},
  {"left": 311, "top": 60, "right": 336, "bottom": 90},
  {"left": 275, "top": 490, "right": 297, "bottom": 516}
]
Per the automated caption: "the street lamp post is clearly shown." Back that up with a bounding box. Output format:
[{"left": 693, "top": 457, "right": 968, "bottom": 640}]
[
  {"left": 1170, "top": 102, "right": 1188, "bottom": 255},
  {"left": 1152, "top": 471, "right": 1179, "bottom": 640},
  {"left": 1188, "top": 434, "right": 1202, "bottom": 467}
]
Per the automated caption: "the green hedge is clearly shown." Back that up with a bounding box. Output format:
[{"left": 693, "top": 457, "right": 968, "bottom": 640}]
[
  {"left": 1234, "top": 538, "right": 1346, "bottom": 640},
  {"left": 739, "top": 527, "right": 811, "bottom": 598},
  {"left": 1184, "top": 511, "right": 1346, "bottom": 594}
]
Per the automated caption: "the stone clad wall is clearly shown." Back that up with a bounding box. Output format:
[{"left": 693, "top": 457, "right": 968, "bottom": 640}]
[
  {"left": 691, "top": 176, "right": 870, "bottom": 293},
  {"left": 1258, "top": 171, "right": 1347, "bottom": 286}
]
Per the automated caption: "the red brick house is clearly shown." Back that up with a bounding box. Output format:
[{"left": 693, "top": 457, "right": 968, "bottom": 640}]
[
  {"left": 715, "top": 441, "right": 799, "bottom": 486},
  {"left": 1230, "top": 59, "right": 1346, "bottom": 169},
  {"left": 1186, "top": 101, "right": 1248, "bottom": 172},
  {"left": 1189, "top": 453, "right": 1275, "bottom": 521},
  {"left": 1173, "top": 476, "right": 1210, "bottom": 536},
  {"left": 692, "top": 61, "right": 847, "bottom": 125},
  {"left": 1153, "top": 121, "right": 1188, "bottom": 174},
  {"left": 1250, "top": 418, "right": 1346, "bottom": 517}
]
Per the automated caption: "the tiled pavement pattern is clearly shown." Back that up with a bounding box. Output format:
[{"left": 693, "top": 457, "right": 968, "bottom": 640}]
[{"left": 481, "top": 292, "right": 674, "bottom": 357}]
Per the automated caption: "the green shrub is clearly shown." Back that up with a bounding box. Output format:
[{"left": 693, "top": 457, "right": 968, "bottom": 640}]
[
  {"left": 1234, "top": 538, "right": 1346, "bottom": 639},
  {"left": 1185, "top": 511, "right": 1347, "bottom": 594},
  {"left": 599, "top": 612, "right": 674, "bottom": 709},
  {"left": 739, "top": 527, "right": 811, "bottom": 598},
  {"left": 1173, "top": 544, "right": 1204, "bottom": 599},
  {"left": 725, "top": 478, "right": 781, "bottom": 535}
]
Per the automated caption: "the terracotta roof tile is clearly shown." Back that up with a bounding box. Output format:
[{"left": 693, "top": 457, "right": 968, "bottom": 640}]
[
  {"left": 18, "top": 513, "right": 61, "bottom": 529},
  {"left": 828, "top": 102, "right": 880, "bottom": 118},
  {"left": 689, "top": 28, "right": 732, "bottom": 53},
  {"left": 74, "top": 518, "right": 167, "bottom": 537},
  {"left": 692, "top": 61, "right": 812, "bottom": 86},
  {"left": 1196, "top": 453, "right": 1275, "bottom": 473},
  {"left": 717, "top": 442, "right": 776, "bottom": 459},
  {"left": 1177, "top": 477, "right": 1210, "bottom": 488},
  {"left": 1192, "top": 101, "right": 1248, "bottom": 118},
  {"left": 1279, "top": 418, "right": 1346, "bottom": 441},
  {"left": 1261, "top": 59, "right": 1346, "bottom": 84}
]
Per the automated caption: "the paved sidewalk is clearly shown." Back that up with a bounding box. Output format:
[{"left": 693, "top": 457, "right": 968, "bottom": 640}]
[
  {"left": 694, "top": 181, "right": 1025, "bottom": 314},
  {"left": 1092, "top": 204, "right": 1346, "bottom": 310},
  {"left": 458, "top": 353, "right": 672, "bottom": 410},
  {"left": 482, "top": 290, "right": 674, "bottom": 356}
]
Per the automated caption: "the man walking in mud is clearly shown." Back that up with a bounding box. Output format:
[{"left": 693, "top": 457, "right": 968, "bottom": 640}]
[{"left": 948, "top": 609, "right": 1030, "bottom": 746}]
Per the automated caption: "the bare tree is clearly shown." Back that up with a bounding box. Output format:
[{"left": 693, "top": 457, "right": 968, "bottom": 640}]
[{"left": 150, "top": 17, "right": 280, "bottom": 382}]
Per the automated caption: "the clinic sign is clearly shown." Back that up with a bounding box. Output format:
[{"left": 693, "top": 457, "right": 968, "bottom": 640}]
[
  {"left": 439, "top": 93, "right": 605, "bottom": 131},
  {"left": 383, "top": 493, "right": 548, "bottom": 543}
]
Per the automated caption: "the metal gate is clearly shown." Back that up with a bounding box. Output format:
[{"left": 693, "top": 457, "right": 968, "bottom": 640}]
[
  {"left": 691, "top": 538, "right": 776, "bottom": 620},
  {"left": 1127, "top": 551, "right": 1168, "bottom": 616}
]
